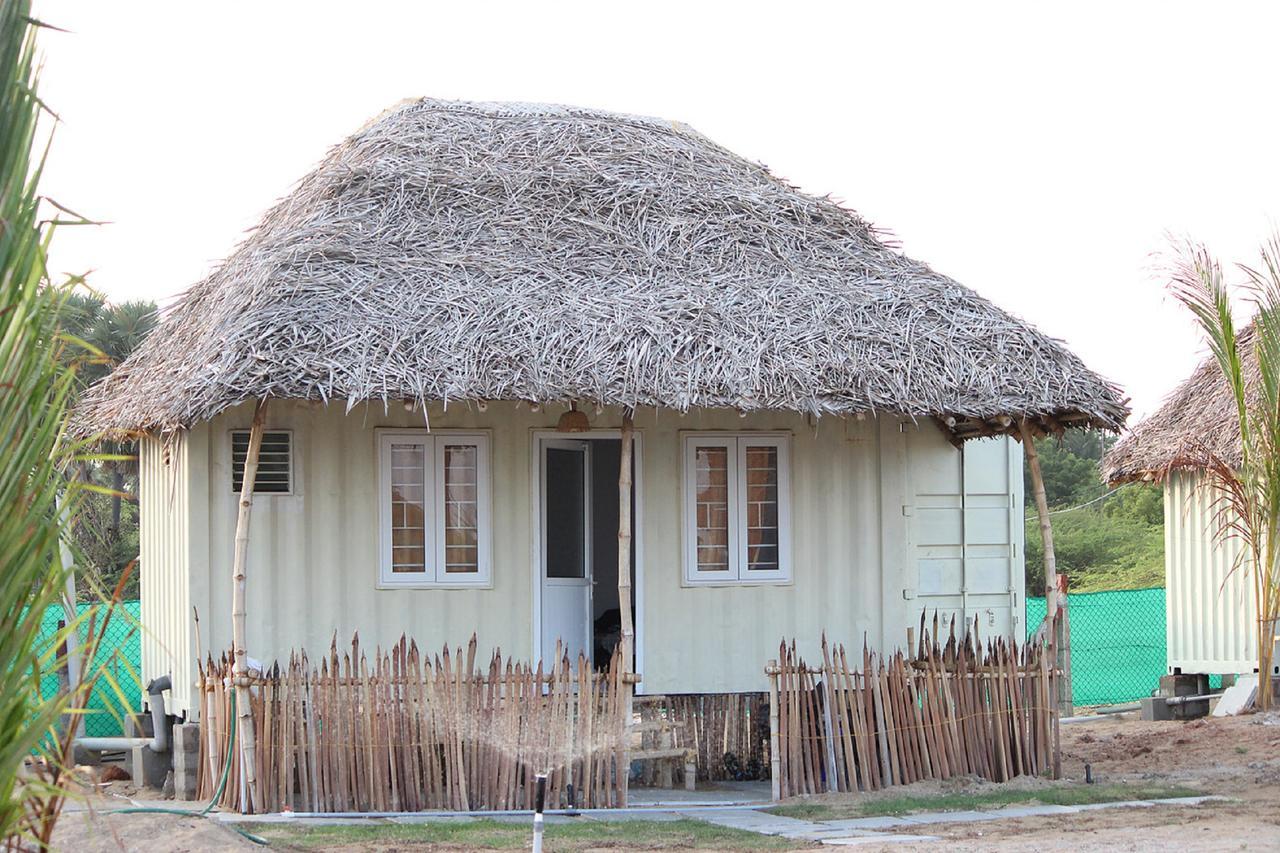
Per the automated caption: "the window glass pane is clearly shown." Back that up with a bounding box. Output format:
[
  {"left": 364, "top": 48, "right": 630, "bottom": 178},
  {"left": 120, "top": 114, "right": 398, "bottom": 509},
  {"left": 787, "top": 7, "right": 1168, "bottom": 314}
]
[
  {"left": 695, "top": 445, "right": 730, "bottom": 572},
  {"left": 545, "top": 446, "right": 586, "bottom": 578},
  {"left": 744, "top": 445, "right": 780, "bottom": 571},
  {"left": 390, "top": 443, "right": 426, "bottom": 573},
  {"left": 443, "top": 444, "right": 479, "bottom": 573}
]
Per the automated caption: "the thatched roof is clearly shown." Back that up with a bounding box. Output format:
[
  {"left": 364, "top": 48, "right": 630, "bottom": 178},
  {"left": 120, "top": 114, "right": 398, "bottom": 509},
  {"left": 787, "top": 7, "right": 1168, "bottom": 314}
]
[
  {"left": 76, "top": 98, "right": 1127, "bottom": 438},
  {"left": 1103, "top": 330, "right": 1249, "bottom": 483}
]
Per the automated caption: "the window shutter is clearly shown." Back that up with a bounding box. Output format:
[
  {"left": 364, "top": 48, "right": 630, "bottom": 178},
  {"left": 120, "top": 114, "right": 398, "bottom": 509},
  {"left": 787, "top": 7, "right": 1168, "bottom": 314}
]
[{"left": 232, "top": 430, "right": 293, "bottom": 493}]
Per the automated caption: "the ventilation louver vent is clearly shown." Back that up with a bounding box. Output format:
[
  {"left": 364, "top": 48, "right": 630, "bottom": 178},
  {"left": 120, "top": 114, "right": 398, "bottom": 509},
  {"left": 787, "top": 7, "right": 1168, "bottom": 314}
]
[{"left": 232, "top": 430, "right": 292, "bottom": 493}]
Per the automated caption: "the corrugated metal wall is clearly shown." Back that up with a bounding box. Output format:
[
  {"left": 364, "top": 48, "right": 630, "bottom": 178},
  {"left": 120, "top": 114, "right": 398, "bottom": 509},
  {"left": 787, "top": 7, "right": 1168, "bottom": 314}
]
[
  {"left": 1165, "top": 471, "right": 1256, "bottom": 674},
  {"left": 138, "top": 433, "right": 193, "bottom": 714},
  {"left": 142, "top": 402, "right": 1025, "bottom": 713}
]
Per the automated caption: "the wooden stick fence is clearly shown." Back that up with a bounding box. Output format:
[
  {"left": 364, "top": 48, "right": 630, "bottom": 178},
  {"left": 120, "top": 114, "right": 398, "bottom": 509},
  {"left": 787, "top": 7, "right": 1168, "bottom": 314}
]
[
  {"left": 197, "top": 635, "right": 630, "bottom": 813},
  {"left": 634, "top": 693, "right": 769, "bottom": 783},
  {"left": 767, "top": 616, "right": 1061, "bottom": 799}
]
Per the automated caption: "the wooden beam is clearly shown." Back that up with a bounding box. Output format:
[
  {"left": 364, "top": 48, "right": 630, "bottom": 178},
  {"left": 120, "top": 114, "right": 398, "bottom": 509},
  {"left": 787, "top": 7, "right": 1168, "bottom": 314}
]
[
  {"left": 232, "top": 398, "right": 267, "bottom": 811},
  {"left": 932, "top": 417, "right": 964, "bottom": 450}
]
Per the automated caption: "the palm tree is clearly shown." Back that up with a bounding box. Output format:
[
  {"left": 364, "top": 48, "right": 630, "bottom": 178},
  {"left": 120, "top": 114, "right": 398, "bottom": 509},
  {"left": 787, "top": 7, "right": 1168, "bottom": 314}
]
[
  {"left": 92, "top": 301, "right": 157, "bottom": 537},
  {"left": 1170, "top": 237, "right": 1280, "bottom": 710},
  {"left": 55, "top": 296, "right": 157, "bottom": 590}
]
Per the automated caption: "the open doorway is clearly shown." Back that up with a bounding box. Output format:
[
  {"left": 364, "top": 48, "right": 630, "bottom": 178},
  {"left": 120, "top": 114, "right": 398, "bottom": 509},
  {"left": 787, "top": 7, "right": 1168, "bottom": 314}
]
[{"left": 538, "top": 435, "right": 636, "bottom": 670}]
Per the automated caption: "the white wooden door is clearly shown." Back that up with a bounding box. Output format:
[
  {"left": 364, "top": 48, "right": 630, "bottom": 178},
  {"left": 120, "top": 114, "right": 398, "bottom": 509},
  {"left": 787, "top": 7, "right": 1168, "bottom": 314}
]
[
  {"left": 908, "top": 429, "right": 1023, "bottom": 640},
  {"left": 540, "top": 439, "right": 593, "bottom": 666}
]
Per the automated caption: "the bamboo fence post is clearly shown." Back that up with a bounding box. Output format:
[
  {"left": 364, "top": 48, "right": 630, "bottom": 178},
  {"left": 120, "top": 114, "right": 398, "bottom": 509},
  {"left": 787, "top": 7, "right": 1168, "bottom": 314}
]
[
  {"left": 231, "top": 398, "right": 268, "bottom": 811},
  {"left": 767, "top": 660, "right": 781, "bottom": 801},
  {"left": 820, "top": 674, "right": 838, "bottom": 792}
]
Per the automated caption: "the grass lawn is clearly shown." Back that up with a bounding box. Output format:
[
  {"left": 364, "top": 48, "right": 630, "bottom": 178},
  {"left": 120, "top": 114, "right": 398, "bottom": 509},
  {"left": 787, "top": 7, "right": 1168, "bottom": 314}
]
[
  {"left": 243, "top": 817, "right": 806, "bottom": 850},
  {"left": 765, "top": 783, "right": 1204, "bottom": 821}
]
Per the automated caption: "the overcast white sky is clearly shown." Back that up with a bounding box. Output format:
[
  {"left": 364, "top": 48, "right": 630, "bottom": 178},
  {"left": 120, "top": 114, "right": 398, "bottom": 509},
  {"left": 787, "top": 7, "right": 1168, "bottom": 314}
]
[{"left": 34, "top": 1, "right": 1280, "bottom": 422}]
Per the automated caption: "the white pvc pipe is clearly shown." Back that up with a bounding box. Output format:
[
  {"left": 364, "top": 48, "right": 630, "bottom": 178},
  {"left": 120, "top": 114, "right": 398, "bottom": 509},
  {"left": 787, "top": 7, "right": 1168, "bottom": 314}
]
[{"left": 76, "top": 736, "right": 151, "bottom": 751}]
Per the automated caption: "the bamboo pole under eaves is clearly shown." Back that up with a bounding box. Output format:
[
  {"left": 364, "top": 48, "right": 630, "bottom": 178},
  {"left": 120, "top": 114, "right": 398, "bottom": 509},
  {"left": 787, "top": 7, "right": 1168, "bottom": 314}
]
[
  {"left": 616, "top": 409, "right": 634, "bottom": 807},
  {"left": 232, "top": 398, "right": 268, "bottom": 811},
  {"left": 1018, "top": 420, "right": 1057, "bottom": 619},
  {"left": 1018, "top": 419, "right": 1072, "bottom": 716}
]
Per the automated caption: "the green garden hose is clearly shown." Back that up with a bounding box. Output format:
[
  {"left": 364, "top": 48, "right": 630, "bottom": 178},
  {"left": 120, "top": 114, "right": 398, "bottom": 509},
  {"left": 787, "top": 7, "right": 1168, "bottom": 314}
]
[{"left": 107, "top": 693, "right": 267, "bottom": 845}]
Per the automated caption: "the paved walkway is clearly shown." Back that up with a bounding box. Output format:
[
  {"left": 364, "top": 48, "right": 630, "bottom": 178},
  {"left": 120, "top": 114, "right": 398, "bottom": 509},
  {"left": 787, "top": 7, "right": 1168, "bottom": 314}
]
[{"left": 685, "top": 795, "right": 1225, "bottom": 846}]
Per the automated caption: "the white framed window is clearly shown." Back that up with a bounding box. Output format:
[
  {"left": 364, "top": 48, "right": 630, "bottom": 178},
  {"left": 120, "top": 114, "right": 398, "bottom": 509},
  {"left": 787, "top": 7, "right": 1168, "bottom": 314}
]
[
  {"left": 377, "top": 430, "right": 491, "bottom": 587},
  {"left": 682, "top": 432, "right": 791, "bottom": 584}
]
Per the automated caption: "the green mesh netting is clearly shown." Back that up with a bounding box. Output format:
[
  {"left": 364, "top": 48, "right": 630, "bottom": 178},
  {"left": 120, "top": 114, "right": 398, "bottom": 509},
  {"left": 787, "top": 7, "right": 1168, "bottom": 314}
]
[
  {"left": 36, "top": 601, "right": 141, "bottom": 737},
  {"left": 1026, "top": 587, "right": 1166, "bottom": 707}
]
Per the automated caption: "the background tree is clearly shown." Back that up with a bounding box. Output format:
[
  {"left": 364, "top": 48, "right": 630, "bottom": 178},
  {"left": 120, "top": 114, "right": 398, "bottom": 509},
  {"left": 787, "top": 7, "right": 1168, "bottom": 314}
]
[
  {"left": 57, "top": 295, "right": 157, "bottom": 599},
  {"left": 1023, "top": 433, "right": 1164, "bottom": 594}
]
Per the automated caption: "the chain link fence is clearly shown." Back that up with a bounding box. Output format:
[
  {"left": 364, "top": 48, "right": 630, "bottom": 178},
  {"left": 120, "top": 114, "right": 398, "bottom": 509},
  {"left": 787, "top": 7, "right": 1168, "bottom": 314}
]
[
  {"left": 37, "top": 600, "right": 141, "bottom": 737},
  {"left": 1026, "top": 587, "right": 1165, "bottom": 708}
]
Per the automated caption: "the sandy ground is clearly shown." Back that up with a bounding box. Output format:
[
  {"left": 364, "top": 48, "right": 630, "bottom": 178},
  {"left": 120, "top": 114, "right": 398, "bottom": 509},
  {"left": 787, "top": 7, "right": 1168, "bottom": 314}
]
[
  {"left": 47, "top": 711, "right": 1280, "bottom": 851},
  {"left": 49, "top": 775, "right": 257, "bottom": 852},
  {"left": 52, "top": 809, "right": 257, "bottom": 852},
  {"left": 842, "top": 710, "right": 1280, "bottom": 852}
]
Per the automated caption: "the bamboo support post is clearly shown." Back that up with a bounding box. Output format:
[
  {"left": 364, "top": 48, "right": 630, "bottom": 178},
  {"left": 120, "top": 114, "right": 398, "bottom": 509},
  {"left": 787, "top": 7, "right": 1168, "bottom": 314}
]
[
  {"left": 1019, "top": 420, "right": 1073, "bottom": 715},
  {"left": 616, "top": 409, "right": 635, "bottom": 806},
  {"left": 231, "top": 398, "right": 268, "bottom": 811}
]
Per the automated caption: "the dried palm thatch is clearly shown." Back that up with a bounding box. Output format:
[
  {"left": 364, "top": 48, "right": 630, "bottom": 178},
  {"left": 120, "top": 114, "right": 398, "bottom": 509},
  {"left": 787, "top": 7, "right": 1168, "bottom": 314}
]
[
  {"left": 1103, "top": 326, "right": 1253, "bottom": 483},
  {"left": 75, "top": 98, "right": 1127, "bottom": 438}
]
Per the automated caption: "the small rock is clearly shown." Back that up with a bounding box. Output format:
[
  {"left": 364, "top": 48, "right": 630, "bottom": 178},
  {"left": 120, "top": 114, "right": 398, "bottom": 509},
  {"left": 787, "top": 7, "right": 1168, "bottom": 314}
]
[{"left": 99, "top": 765, "right": 131, "bottom": 783}]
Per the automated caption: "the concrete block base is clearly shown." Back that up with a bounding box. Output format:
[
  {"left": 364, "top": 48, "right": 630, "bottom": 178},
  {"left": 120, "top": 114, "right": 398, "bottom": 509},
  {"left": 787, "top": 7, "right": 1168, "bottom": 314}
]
[
  {"left": 1139, "top": 696, "right": 1173, "bottom": 721},
  {"left": 1158, "top": 674, "right": 1210, "bottom": 719},
  {"left": 172, "top": 722, "right": 200, "bottom": 801},
  {"left": 127, "top": 713, "right": 172, "bottom": 789}
]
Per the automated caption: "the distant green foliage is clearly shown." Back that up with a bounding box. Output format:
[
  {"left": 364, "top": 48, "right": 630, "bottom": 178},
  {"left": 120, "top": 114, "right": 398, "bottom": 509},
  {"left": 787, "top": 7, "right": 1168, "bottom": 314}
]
[
  {"left": 1026, "top": 510, "right": 1164, "bottom": 593},
  {"left": 57, "top": 295, "right": 157, "bottom": 600},
  {"left": 1024, "top": 433, "right": 1164, "bottom": 592},
  {"left": 1030, "top": 431, "right": 1110, "bottom": 507}
]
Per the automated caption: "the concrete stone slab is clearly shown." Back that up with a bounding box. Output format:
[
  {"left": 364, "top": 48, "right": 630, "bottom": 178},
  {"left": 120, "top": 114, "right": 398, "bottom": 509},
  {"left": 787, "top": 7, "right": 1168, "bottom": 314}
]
[
  {"left": 486, "top": 813, "right": 576, "bottom": 825},
  {"left": 215, "top": 815, "right": 396, "bottom": 826},
  {"left": 975, "top": 804, "right": 1078, "bottom": 819},
  {"left": 580, "top": 810, "right": 685, "bottom": 822},
  {"left": 898, "top": 809, "right": 995, "bottom": 825},
  {"left": 821, "top": 816, "right": 914, "bottom": 831},
  {"left": 686, "top": 808, "right": 825, "bottom": 836},
  {"left": 630, "top": 780, "right": 771, "bottom": 806},
  {"left": 387, "top": 815, "right": 478, "bottom": 824},
  {"left": 787, "top": 828, "right": 882, "bottom": 841},
  {"left": 822, "top": 834, "right": 940, "bottom": 846},
  {"left": 1213, "top": 676, "right": 1257, "bottom": 716}
]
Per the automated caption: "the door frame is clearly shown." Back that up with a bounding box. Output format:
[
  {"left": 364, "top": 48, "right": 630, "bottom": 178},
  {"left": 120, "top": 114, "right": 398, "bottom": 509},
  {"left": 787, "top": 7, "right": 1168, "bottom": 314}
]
[
  {"left": 530, "top": 428, "right": 645, "bottom": 689},
  {"left": 539, "top": 438, "right": 594, "bottom": 664}
]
